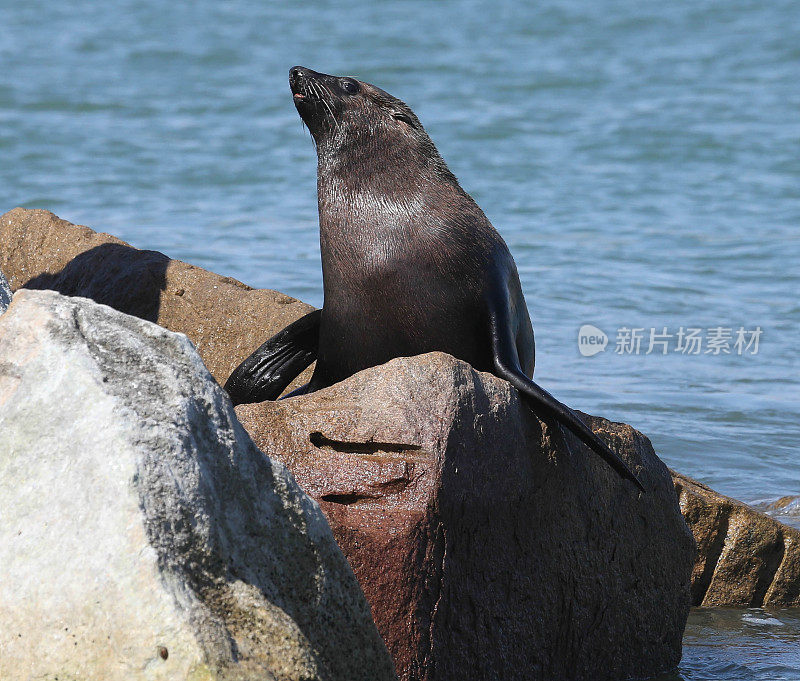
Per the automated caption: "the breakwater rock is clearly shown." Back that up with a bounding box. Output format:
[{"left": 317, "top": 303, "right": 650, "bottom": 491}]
[
  {"left": 0, "top": 288, "right": 396, "bottom": 681},
  {"left": 6, "top": 207, "right": 796, "bottom": 677},
  {"left": 674, "top": 472, "right": 800, "bottom": 607},
  {"left": 237, "top": 353, "right": 694, "bottom": 680},
  {"left": 0, "top": 207, "right": 314, "bottom": 393}
]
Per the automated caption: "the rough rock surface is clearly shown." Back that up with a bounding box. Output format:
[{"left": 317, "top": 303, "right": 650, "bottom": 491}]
[
  {"left": 0, "top": 207, "right": 313, "bottom": 391},
  {"left": 0, "top": 289, "right": 396, "bottom": 681},
  {"left": 0, "top": 267, "right": 11, "bottom": 313},
  {"left": 237, "top": 353, "right": 695, "bottom": 681},
  {"left": 673, "top": 472, "right": 800, "bottom": 607},
  {"left": 12, "top": 206, "right": 793, "bottom": 667}
]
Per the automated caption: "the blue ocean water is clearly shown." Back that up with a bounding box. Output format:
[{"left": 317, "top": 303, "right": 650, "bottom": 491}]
[{"left": 1, "top": 2, "right": 798, "bottom": 677}]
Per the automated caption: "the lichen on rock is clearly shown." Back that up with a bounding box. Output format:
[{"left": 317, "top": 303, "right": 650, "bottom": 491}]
[{"left": 0, "top": 289, "right": 396, "bottom": 681}]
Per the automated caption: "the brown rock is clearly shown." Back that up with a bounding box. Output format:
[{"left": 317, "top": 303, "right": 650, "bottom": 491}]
[
  {"left": 755, "top": 495, "right": 800, "bottom": 529},
  {"left": 0, "top": 207, "right": 313, "bottom": 389},
  {"left": 672, "top": 472, "right": 800, "bottom": 607},
  {"left": 767, "top": 496, "right": 800, "bottom": 511},
  {"left": 236, "top": 353, "right": 694, "bottom": 681}
]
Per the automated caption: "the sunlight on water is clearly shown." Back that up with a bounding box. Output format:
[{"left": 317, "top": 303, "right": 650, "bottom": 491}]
[{"left": 676, "top": 609, "right": 800, "bottom": 681}]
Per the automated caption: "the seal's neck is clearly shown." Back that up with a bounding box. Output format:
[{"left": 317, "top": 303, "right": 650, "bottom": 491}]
[
  {"left": 313, "top": 131, "right": 489, "bottom": 281},
  {"left": 317, "top": 126, "right": 457, "bottom": 186},
  {"left": 319, "top": 174, "right": 428, "bottom": 232}
]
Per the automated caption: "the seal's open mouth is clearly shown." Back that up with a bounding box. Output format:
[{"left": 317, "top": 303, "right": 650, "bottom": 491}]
[
  {"left": 289, "top": 66, "right": 340, "bottom": 134},
  {"left": 291, "top": 86, "right": 322, "bottom": 104},
  {"left": 289, "top": 72, "right": 319, "bottom": 111},
  {"left": 291, "top": 87, "right": 321, "bottom": 119}
]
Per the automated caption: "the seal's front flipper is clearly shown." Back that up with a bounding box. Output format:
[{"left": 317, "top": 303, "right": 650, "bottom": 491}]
[
  {"left": 487, "top": 293, "right": 645, "bottom": 492},
  {"left": 224, "top": 309, "right": 321, "bottom": 406}
]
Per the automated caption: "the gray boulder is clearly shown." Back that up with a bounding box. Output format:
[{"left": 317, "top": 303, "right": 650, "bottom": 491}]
[
  {"left": 0, "top": 289, "right": 396, "bottom": 681},
  {"left": 0, "top": 267, "right": 11, "bottom": 313}
]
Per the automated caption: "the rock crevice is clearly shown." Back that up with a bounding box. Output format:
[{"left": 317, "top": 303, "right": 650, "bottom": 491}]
[{"left": 674, "top": 472, "right": 800, "bottom": 607}]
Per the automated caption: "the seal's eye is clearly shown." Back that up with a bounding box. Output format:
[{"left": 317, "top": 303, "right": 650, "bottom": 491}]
[{"left": 341, "top": 79, "right": 359, "bottom": 95}]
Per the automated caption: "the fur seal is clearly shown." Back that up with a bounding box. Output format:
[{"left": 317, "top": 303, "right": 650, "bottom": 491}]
[{"left": 225, "top": 66, "right": 643, "bottom": 490}]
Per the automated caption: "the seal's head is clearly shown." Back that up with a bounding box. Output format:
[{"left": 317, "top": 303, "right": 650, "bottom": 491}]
[
  {"left": 289, "top": 65, "right": 450, "bottom": 181},
  {"left": 290, "top": 66, "right": 420, "bottom": 140}
]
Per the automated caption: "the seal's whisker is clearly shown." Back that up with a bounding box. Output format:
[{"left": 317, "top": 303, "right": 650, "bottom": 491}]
[
  {"left": 314, "top": 81, "right": 337, "bottom": 130},
  {"left": 300, "top": 119, "right": 316, "bottom": 149},
  {"left": 310, "top": 80, "right": 334, "bottom": 128},
  {"left": 308, "top": 81, "right": 332, "bottom": 140},
  {"left": 308, "top": 82, "right": 322, "bottom": 110},
  {"left": 310, "top": 81, "right": 323, "bottom": 106}
]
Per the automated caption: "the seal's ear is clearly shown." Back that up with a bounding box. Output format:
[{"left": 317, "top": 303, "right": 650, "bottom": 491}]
[{"left": 391, "top": 110, "right": 415, "bottom": 127}]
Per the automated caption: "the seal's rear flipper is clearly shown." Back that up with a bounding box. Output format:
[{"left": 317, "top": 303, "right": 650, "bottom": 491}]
[
  {"left": 501, "top": 369, "right": 644, "bottom": 491},
  {"left": 487, "top": 294, "right": 644, "bottom": 492},
  {"left": 224, "top": 309, "right": 320, "bottom": 405}
]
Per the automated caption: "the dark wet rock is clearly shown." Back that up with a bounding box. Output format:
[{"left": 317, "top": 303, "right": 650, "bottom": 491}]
[
  {"left": 673, "top": 472, "right": 800, "bottom": 607},
  {"left": 0, "top": 207, "right": 314, "bottom": 392},
  {"left": 0, "top": 289, "right": 396, "bottom": 681},
  {"left": 768, "top": 496, "right": 800, "bottom": 510},
  {"left": 237, "top": 352, "right": 694, "bottom": 681}
]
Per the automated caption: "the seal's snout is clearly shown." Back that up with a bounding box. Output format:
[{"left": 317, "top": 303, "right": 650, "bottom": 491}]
[
  {"left": 289, "top": 66, "right": 304, "bottom": 92},
  {"left": 289, "top": 66, "right": 339, "bottom": 134},
  {"left": 289, "top": 67, "right": 310, "bottom": 105},
  {"left": 289, "top": 69, "right": 303, "bottom": 100},
  {"left": 289, "top": 66, "right": 318, "bottom": 95}
]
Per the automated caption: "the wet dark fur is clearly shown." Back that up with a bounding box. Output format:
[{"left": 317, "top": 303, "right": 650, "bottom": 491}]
[
  {"left": 225, "top": 67, "right": 643, "bottom": 491},
  {"left": 291, "top": 67, "right": 534, "bottom": 389}
]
